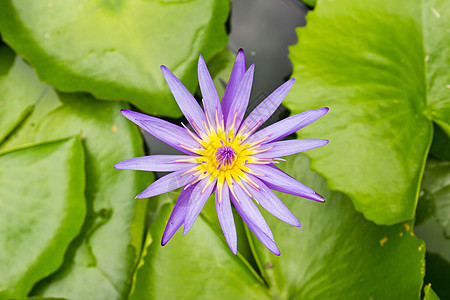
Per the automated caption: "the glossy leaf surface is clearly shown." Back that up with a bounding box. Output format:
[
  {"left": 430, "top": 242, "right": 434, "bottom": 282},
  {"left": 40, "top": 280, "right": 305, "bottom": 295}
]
[
  {"left": 0, "top": 0, "right": 229, "bottom": 116},
  {"left": 0, "top": 51, "right": 48, "bottom": 143},
  {"left": 285, "top": 0, "right": 449, "bottom": 224},
  {"left": 129, "top": 194, "right": 270, "bottom": 300},
  {"left": 1, "top": 56, "right": 152, "bottom": 299},
  {"left": 0, "top": 138, "right": 85, "bottom": 299},
  {"left": 248, "top": 154, "right": 426, "bottom": 299}
]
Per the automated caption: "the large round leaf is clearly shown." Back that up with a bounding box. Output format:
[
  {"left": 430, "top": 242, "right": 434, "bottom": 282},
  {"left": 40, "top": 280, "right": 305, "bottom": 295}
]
[
  {"left": 285, "top": 0, "right": 449, "bottom": 224},
  {"left": 0, "top": 0, "right": 229, "bottom": 116},
  {"left": 0, "top": 137, "right": 85, "bottom": 299},
  {"left": 129, "top": 194, "right": 271, "bottom": 300},
  {"left": 1, "top": 61, "right": 152, "bottom": 299},
  {"left": 248, "top": 154, "right": 425, "bottom": 299}
]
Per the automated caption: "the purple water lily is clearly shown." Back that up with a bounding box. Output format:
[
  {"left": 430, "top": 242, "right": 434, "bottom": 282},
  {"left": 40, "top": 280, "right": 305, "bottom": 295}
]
[{"left": 115, "top": 50, "right": 329, "bottom": 255}]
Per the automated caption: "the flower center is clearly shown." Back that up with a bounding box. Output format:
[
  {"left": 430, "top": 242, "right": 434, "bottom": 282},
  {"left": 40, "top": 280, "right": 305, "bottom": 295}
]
[{"left": 215, "top": 145, "right": 236, "bottom": 170}]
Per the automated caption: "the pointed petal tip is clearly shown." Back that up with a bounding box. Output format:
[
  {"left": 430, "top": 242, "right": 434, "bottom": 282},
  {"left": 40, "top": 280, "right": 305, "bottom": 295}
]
[
  {"left": 285, "top": 215, "right": 301, "bottom": 227},
  {"left": 161, "top": 229, "right": 174, "bottom": 246},
  {"left": 229, "top": 240, "right": 238, "bottom": 254},
  {"left": 198, "top": 54, "right": 205, "bottom": 63},
  {"left": 135, "top": 192, "right": 150, "bottom": 199},
  {"left": 228, "top": 244, "right": 237, "bottom": 255},
  {"left": 120, "top": 109, "right": 132, "bottom": 118},
  {"left": 237, "top": 48, "right": 244, "bottom": 56},
  {"left": 120, "top": 109, "right": 144, "bottom": 123},
  {"left": 161, "top": 232, "right": 173, "bottom": 246},
  {"left": 182, "top": 225, "right": 190, "bottom": 236},
  {"left": 315, "top": 192, "right": 326, "bottom": 203},
  {"left": 160, "top": 65, "right": 168, "bottom": 71},
  {"left": 269, "top": 243, "right": 281, "bottom": 256},
  {"left": 321, "top": 107, "right": 330, "bottom": 113}
]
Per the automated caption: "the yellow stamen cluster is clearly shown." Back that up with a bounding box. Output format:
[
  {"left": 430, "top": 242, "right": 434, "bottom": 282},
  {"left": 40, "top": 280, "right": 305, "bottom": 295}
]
[{"left": 178, "top": 111, "right": 274, "bottom": 201}]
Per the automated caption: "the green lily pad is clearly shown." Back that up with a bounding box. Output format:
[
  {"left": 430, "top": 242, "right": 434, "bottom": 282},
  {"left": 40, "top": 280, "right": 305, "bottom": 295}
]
[
  {"left": 0, "top": 0, "right": 229, "bottom": 116},
  {"left": 285, "top": 0, "right": 449, "bottom": 224},
  {"left": 198, "top": 192, "right": 260, "bottom": 274},
  {"left": 415, "top": 158, "right": 450, "bottom": 300},
  {"left": 0, "top": 53, "right": 49, "bottom": 144},
  {"left": 0, "top": 42, "right": 15, "bottom": 75},
  {"left": 0, "top": 137, "right": 85, "bottom": 299},
  {"left": 248, "top": 154, "right": 425, "bottom": 299},
  {"left": 424, "top": 284, "right": 440, "bottom": 300},
  {"left": 129, "top": 194, "right": 270, "bottom": 300},
  {"left": 419, "top": 159, "right": 450, "bottom": 237},
  {"left": 422, "top": 253, "right": 449, "bottom": 300},
  {"left": 25, "top": 95, "right": 151, "bottom": 300},
  {"left": 1, "top": 58, "right": 153, "bottom": 299}
]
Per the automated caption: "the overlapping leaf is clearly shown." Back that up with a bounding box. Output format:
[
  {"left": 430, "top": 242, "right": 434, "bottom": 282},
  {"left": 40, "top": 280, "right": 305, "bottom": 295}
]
[
  {"left": 129, "top": 154, "right": 426, "bottom": 300},
  {"left": 424, "top": 284, "right": 440, "bottom": 300},
  {"left": 129, "top": 194, "right": 270, "bottom": 300},
  {"left": 1, "top": 55, "right": 152, "bottom": 300},
  {"left": 0, "top": 0, "right": 229, "bottom": 116},
  {"left": 0, "top": 138, "right": 85, "bottom": 299},
  {"left": 415, "top": 158, "right": 450, "bottom": 299},
  {"left": 285, "top": 0, "right": 450, "bottom": 224},
  {"left": 418, "top": 159, "right": 450, "bottom": 237},
  {"left": 247, "top": 154, "right": 426, "bottom": 299},
  {"left": 0, "top": 48, "right": 48, "bottom": 143}
]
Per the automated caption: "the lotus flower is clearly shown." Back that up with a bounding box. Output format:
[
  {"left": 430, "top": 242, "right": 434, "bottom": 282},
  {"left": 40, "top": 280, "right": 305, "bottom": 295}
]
[{"left": 115, "top": 50, "right": 329, "bottom": 255}]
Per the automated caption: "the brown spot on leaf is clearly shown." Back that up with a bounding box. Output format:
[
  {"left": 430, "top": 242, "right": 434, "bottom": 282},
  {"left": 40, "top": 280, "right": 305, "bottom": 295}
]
[
  {"left": 111, "top": 125, "right": 118, "bottom": 132},
  {"left": 379, "top": 236, "right": 388, "bottom": 246},
  {"left": 265, "top": 262, "right": 273, "bottom": 269}
]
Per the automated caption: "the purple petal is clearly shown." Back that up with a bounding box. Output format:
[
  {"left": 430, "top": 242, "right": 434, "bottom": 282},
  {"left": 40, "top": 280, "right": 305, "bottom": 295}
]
[
  {"left": 222, "top": 49, "right": 245, "bottom": 124},
  {"left": 161, "top": 186, "right": 194, "bottom": 245},
  {"left": 225, "top": 64, "right": 255, "bottom": 133},
  {"left": 198, "top": 55, "right": 223, "bottom": 128},
  {"left": 230, "top": 192, "right": 280, "bottom": 256},
  {"left": 114, "top": 155, "right": 196, "bottom": 172},
  {"left": 254, "top": 139, "right": 329, "bottom": 159},
  {"left": 160, "top": 65, "right": 208, "bottom": 136},
  {"left": 121, "top": 110, "right": 202, "bottom": 155},
  {"left": 245, "top": 107, "right": 329, "bottom": 145},
  {"left": 135, "top": 168, "right": 194, "bottom": 199},
  {"left": 238, "top": 78, "right": 295, "bottom": 136},
  {"left": 244, "top": 174, "right": 301, "bottom": 227},
  {"left": 183, "top": 177, "right": 217, "bottom": 235},
  {"left": 215, "top": 184, "right": 237, "bottom": 254},
  {"left": 230, "top": 182, "right": 273, "bottom": 239},
  {"left": 248, "top": 164, "right": 324, "bottom": 202}
]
